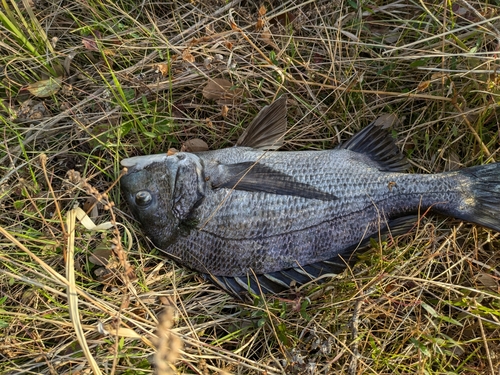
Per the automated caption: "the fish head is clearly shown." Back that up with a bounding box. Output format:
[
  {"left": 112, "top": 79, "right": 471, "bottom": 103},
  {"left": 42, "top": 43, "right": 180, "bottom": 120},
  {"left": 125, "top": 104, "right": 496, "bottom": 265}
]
[{"left": 120, "top": 152, "right": 206, "bottom": 246}]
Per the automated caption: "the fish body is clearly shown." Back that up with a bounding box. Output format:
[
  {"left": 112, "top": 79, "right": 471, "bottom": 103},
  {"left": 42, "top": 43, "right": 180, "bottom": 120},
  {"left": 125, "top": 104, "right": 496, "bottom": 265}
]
[{"left": 121, "top": 97, "right": 500, "bottom": 295}]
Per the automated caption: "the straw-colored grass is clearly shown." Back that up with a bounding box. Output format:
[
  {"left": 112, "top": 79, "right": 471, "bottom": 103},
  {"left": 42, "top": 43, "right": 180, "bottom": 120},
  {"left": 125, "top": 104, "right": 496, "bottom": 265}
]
[{"left": 1, "top": 1, "right": 499, "bottom": 374}]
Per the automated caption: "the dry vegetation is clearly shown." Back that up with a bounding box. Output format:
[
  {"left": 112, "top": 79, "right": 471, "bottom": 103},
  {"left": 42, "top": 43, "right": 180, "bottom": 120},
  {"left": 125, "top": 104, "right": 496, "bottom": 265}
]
[{"left": 1, "top": 0, "right": 500, "bottom": 374}]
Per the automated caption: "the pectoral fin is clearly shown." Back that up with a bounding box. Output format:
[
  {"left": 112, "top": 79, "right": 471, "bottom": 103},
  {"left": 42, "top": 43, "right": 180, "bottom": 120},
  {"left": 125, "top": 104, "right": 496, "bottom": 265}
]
[{"left": 213, "top": 161, "right": 337, "bottom": 201}]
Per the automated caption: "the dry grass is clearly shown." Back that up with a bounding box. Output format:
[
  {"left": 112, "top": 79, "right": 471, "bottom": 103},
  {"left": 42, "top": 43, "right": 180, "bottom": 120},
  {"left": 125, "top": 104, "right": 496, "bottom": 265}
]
[{"left": 1, "top": 0, "right": 500, "bottom": 374}]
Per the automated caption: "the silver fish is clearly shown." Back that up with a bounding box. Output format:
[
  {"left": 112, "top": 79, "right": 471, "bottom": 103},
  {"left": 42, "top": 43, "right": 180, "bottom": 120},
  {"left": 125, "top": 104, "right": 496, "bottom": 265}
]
[{"left": 120, "top": 96, "right": 500, "bottom": 296}]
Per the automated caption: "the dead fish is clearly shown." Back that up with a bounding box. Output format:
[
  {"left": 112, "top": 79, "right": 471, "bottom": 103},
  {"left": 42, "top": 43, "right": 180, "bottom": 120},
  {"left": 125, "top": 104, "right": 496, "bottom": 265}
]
[{"left": 120, "top": 96, "right": 500, "bottom": 296}]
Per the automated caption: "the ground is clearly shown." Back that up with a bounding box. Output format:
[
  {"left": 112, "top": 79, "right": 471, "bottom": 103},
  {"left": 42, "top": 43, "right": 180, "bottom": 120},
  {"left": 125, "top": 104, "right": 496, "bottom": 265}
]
[{"left": 1, "top": 1, "right": 500, "bottom": 374}]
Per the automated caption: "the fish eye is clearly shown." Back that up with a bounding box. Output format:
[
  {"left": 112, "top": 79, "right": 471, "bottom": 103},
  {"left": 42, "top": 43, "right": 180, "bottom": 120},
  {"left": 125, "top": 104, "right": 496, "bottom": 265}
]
[{"left": 135, "top": 190, "right": 153, "bottom": 207}]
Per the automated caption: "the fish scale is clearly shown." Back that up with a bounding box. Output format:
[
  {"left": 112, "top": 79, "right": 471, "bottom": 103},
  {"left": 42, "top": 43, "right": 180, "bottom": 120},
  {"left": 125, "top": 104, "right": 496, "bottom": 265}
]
[
  {"left": 120, "top": 96, "right": 500, "bottom": 296},
  {"left": 167, "top": 168, "right": 462, "bottom": 275}
]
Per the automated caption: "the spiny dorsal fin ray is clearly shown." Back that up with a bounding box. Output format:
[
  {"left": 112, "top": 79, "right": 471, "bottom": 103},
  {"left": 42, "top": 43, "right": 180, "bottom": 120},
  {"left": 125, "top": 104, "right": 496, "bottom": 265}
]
[
  {"left": 236, "top": 96, "right": 287, "bottom": 150},
  {"left": 339, "top": 120, "right": 409, "bottom": 172},
  {"left": 214, "top": 161, "right": 337, "bottom": 201}
]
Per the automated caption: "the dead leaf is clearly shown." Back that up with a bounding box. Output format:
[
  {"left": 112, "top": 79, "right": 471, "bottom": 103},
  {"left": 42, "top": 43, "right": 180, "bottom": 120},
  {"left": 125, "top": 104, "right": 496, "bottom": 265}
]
[
  {"left": 476, "top": 272, "right": 499, "bottom": 290},
  {"left": 273, "top": 12, "right": 295, "bottom": 27},
  {"left": 181, "top": 138, "right": 209, "bottom": 152},
  {"left": 373, "top": 113, "right": 400, "bottom": 129},
  {"left": 182, "top": 49, "right": 195, "bottom": 63},
  {"left": 202, "top": 78, "right": 243, "bottom": 104},
  {"left": 258, "top": 5, "right": 266, "bottom": 17},
  {"left": 104, "top": 325, "right": 141, "bottom": 338},
  {"left": 82, "top": 37, "right": 99, "bottom": 51},
  {"left": 221, "top": 105, "right": 229, "bottom": 117},
  {"left": 82, "top": 197, "right": 99, "bottom": 219},
  {"left": 103, "top": 49, "right": 116, "bottom": 57},
  {"left": 256, "top": 18, "right": 264, "bottom": 30},
  {"left": 74, "top": 206, "right": 113, "bottom": 231},
  {"left": 261, "top": 29, "right": 278, "bottom": 48},
  {"left": 156, "top": 63, "right": 169, "bottom": 76},
  {"left": 417, "top": 80, "right": 431, "bottom": 92},
  {"left": 431, "top": 72, "right": 448, "bottom": 84},
  {"left": 444, "top": 151, "right": 463, "bottom": 171},
  {"left": 26, "top": 77, "right": 62, "bottom": 98},
  {"left": 89, "top": 244, "right": 112, "bottom": 266}
]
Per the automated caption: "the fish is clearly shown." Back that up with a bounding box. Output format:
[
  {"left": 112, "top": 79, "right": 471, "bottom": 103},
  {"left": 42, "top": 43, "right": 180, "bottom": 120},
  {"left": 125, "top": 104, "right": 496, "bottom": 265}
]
[{"left": 120, "top": 96, "right": 500, "bottom": 297}]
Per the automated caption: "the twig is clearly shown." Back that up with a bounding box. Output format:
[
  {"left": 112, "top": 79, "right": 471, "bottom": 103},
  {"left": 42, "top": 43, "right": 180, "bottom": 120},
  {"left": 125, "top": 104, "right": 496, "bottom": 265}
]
[
  {"left": 40, "top": 154, "right": 67, "bottom": 238},
  {"left": 349, "top": 294, "right": 363, "bottom": 375},
  {"left": 477, "top": 301, "right": 496, "bottom": 375}
]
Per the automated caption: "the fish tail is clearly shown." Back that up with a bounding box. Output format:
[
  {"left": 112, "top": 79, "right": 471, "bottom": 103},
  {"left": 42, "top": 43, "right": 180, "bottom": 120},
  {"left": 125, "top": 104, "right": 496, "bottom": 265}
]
[{"left": 452, "top": 163, "right": 500, "bottom": 232}]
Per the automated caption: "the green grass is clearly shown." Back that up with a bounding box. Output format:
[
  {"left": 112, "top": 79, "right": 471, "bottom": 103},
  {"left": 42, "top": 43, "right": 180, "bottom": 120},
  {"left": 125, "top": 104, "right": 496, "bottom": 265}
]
[{"left": 1, "top": 0, "right": 500, "bottom": 374}]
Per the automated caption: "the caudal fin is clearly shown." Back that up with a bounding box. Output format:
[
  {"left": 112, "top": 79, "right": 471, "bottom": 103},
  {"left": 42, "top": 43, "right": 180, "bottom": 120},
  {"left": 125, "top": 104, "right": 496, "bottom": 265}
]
[{"left": 457, "top": 163, "right": 500, "bottom": 232}]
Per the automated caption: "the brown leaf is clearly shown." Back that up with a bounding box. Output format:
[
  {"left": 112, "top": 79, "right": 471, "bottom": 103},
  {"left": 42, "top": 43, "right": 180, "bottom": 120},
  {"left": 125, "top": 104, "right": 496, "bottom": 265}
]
[
  {"left": 82, "top": 37, "right": 99, "bottom": 51},
  {"left": 373, "top": 113, "right": 400, "bottom": 129},
  {"left": 202, "top": 78, "right": 243, "bottom": 104},
  {"left": 26, "top": 77, "right": 62, "bottom": 98},
  {"left": 82, "top": 197, "right": 98, "bottom": 219},
  {"left": 256, "top": 18, "right": 264, "bottom": 31},
  {"left": 431, "top": 72, "right": 448, "bottom": 84},
  {"left": 89, "top": 244, "right": 113, "bottom": 266},
  {"left": 258, "top": 5, "right": 266, "bottom": 16},
  {"left": 445, "top": 151, "right": 463, "bottom": 171},
  {"left": 274, "top": 12, "right": 295, "bottom": 27},
  {"left": 476, "top": 272, "right": 499, "bottom": 290},
  {"left": 221, "top": 105, "right": 229, "bottom": 117},
  {"left": 102, "top": 49, "right": 116, "bottom": 57},
  {"left": 260, "top": 29, "right": 278, "bottom": 48},
  {"left": 182, "top": 49, "right": 195, "bottom": 63},
  {"left": 417, "top": 80, "right": 431, "bottom": 92},
  {"left": 181, "top": 138, "right": 209, "bottom": 152},
  {"left": 156, "top": 63, "right": 169, "bottom": 77}
]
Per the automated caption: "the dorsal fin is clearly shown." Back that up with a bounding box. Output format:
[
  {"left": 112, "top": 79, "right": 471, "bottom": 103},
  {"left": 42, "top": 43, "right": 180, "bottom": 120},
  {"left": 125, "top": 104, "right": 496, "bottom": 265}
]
[
  {"left": 236, "top": 96, "right": 287, "bottom": 150},
  {"left": 339, "top": 120, "right": 409, "bottom": 172}
]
